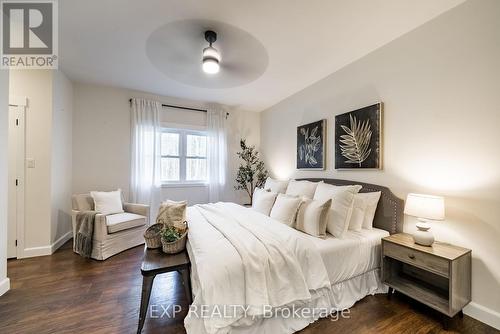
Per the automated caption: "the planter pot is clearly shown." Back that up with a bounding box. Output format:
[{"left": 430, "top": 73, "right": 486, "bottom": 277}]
[
  {"left": 143, "top": 224, "right": 163, "bottom": 249},
  {"left": 161, "top": 230, "right": 188, "bottom": 254}
]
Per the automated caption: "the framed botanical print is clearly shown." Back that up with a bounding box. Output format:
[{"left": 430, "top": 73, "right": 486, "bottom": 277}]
[
  {"left": 297, "top": 119, "right": 326, "bottom": 170},
  {"left": 335, "top": 103, "right": 382, "bottom": 169}
]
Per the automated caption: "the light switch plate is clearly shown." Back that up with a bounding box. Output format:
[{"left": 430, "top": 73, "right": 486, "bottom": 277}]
[{"left": 27, "top": 158, "right": 35, "bottom": 168}]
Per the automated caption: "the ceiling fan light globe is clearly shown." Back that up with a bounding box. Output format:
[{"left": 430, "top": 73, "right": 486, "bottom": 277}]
[{"left": 202, "top": 59, "right": 220, "bottom": 74}]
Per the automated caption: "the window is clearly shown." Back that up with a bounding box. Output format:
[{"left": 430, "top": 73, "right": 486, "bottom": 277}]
[{"left": 161, "top": 129, "right": 208, "bottom": 184}]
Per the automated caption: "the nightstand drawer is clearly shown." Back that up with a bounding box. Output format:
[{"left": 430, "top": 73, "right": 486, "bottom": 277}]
[{"left": 384, "top": 241, "right": 449, "bottom": 278}]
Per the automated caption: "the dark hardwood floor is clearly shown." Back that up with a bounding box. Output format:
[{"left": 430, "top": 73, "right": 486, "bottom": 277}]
[{"left": 0, "top": 241, "right": 497, "bottom": 334}]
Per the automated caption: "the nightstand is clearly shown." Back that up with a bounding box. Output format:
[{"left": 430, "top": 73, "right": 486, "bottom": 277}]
[{"left": 382, "top": 233, "right": 471, "bottom": 328}]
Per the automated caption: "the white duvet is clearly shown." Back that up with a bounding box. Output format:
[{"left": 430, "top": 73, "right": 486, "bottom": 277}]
[{"left": 184, "top": 203, "right": 332, "bottom": 334}]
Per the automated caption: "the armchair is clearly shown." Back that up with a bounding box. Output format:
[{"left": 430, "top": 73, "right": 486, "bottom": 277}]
[{"left": 71, "top": 194, "right": 150, "bottom": 260}]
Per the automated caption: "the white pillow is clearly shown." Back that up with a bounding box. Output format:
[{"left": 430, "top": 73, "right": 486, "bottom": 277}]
[
  {"left": 286, "top": 180, "right": 321, "bottom": 199},
  {"left": 358, "top": 192, "right": 381, "bottom": 229},
  {"left": 313, "top": 183, "right": 362, "bottom": 238},
  {"left": 269, "top": 194, "right": 303, "bottom": 227},
  {"left": 296, "top": 199, "right": 332, "bottom": 237},
  {"left": 264, "top": 177, "right": 289, "bottom": 194},
  {"left": 90, "top": 189, "right": 124, "bottom": 215},
  {"left": 252, "top": 188, "right": 278, "bottom": 216},
  {"left": 348, "top": 195, "right": 367, "bottom": 231}
]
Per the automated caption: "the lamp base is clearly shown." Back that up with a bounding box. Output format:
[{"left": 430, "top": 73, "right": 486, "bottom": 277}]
[{"left": 412, "top": 220, "right": 434, "bottom": 246}]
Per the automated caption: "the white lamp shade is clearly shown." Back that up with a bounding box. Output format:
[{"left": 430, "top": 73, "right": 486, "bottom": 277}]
[{"left": 404, "top": 193, "right": 445, "bottom": 221}]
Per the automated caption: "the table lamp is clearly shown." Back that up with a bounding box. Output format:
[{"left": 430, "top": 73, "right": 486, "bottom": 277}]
[{"left": 404, "top": 193, "right": 445, "bottom": 246}]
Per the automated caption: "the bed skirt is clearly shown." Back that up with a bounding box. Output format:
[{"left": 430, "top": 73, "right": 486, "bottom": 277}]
[
  {"left": 226, "top": 269, "right": 387, "bottom": 334},
  {"left": 186, "top": 241, "right": 387, "bottom": 334}
]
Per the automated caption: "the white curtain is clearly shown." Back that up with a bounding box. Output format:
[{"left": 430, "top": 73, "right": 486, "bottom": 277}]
[
  {"left": 130, "top": 98, "right": 162, "bottom": 220},
  {"left": 207, "top": 105, "right": 228, "bottom": 203}
]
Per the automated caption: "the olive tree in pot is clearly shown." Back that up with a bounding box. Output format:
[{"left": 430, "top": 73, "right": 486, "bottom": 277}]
[{"left": 235, "top": 139, "right": 268, "bottom": 205}]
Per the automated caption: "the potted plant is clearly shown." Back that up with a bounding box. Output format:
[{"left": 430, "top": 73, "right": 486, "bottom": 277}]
[
  {"left": 160, "top": 223, "right": 187, "bottom": 254},
  {"left": 234, "top": 139, "right": 268, "bottom": 205}
]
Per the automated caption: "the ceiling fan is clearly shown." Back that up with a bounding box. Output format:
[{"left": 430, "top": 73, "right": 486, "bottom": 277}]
[{"left": 146, "top": 19, "right": 268, "bottom": 88}]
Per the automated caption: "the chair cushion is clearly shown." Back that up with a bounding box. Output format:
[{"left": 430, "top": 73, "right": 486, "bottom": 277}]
[{"left": 106, "top": 213, "right": 146, "bottom": 234}]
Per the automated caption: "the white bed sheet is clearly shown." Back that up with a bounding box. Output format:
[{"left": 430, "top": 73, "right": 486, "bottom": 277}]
[
  {"left": 185, "top": 205, "right": 390, "bottom": 334},
  {"left": 298, "top": 228, "right": 389, "bottom": 285}
]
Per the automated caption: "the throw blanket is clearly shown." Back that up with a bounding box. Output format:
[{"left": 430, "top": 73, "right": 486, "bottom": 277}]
[
  {"left": 185, "top": 202, "right": 332, "bottom": 334},
  {"left": 75, "top": 211, "right": 98, "bottom": 258}
]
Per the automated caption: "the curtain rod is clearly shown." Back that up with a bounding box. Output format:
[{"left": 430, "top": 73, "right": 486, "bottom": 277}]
[
  {"left": 129, "top": 98, "right": 229, "bottom": 118},
  {"left": 129, "top": 98, "right": 207, "bottom": 112}
]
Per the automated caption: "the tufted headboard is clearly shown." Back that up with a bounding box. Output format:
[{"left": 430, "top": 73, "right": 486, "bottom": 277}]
[{"left": 297, "top": 178, "right": 404, "bottom": 234}]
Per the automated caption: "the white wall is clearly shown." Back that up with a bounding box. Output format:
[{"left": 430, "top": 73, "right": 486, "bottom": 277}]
[
  {"left": 226, "top": 108, "right": 261, "bottom": 204},
  {"left": 9, "top": 70, "right": 73, "bottom": 255},
  {"left": 261, "top": 0, "right": 500, "bottom": 328},
  {"left": 0, "top": 69, "right": 10, "bottom": 296},
  {"left": 73, "top": 82, "right": 260, "bottom": 206},
  {"left": 10, "top": 70, "right": 53, "bottom": 250},
  {"left": 51, "top": 71, "right": 74, "bottom": 244}
]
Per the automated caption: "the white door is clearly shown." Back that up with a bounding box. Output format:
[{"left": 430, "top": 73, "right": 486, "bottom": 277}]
[{"left": 7, "top": 105, "right": 25, "bottom": 259}]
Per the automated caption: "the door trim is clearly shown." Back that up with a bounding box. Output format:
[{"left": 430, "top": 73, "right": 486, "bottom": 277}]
[{"left": 8, "top": 96, "right": 27, "bottom": 259}]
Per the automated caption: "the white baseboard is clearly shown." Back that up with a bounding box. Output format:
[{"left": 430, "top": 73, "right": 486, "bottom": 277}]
[
  {"left": 22, "top": 231, "right": 73, "bottom": 259},
  {"left": 464, "top": 302, "right": 500, "bottom": 330},
  {"left": 22, "top": 245, "right": 52, "bottom": 258},
  {"left": 51, "top": 231, "right": 72, "bottom": 253},
  {"left": 0, "top": 277, "right": 10, "bottom": 296}
]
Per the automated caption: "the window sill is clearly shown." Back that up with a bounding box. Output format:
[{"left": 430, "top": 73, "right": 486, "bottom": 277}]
[{"left": 161, "top": 183, "right": 209, "bottom": 189}]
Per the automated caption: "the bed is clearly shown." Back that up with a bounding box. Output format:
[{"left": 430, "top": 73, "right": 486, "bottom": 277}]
[{"left": 184, "top": 178, "right": 404, "bottom": 334}]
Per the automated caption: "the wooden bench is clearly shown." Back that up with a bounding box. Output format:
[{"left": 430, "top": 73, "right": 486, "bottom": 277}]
[{"left": 137, "top": 247, "right": 192, "bottom": 333}]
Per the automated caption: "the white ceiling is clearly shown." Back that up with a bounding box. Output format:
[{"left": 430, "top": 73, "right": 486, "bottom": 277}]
[{"left": 60, "top": 0, "right": 465, "bottom": 111}]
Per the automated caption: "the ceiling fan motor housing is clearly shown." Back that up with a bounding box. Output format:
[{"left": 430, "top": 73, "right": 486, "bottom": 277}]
[{"left": 205, "top": 30, "right": 217, "bottom": 45}]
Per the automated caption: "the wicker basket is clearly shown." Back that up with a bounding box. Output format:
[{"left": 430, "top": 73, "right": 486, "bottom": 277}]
[
  {"left": 144, "top": 224, "right": 163, "bottom": 249},
  {"left": 161, "top": 229, "right": 188, "bottom": 254}
]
